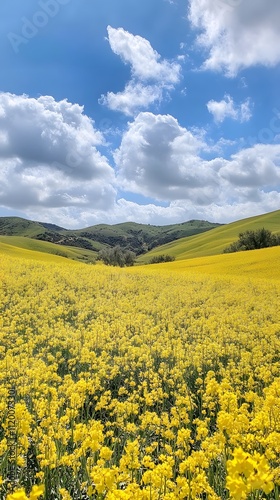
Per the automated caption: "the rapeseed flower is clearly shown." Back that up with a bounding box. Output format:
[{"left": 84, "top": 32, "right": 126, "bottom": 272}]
[{"left": 0, "top": 249, "right": 279, "bottom": 498}]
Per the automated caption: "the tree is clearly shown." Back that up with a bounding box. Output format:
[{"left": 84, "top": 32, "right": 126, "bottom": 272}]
[
  {"left": 97, "top": 246, "right": 136, "bottom": 267},
  {"left": 149, "top": 254, "right": 175, "bottom": 264},
  {"left": 224, "top": 228, "right": 280, "bottom": 253}
]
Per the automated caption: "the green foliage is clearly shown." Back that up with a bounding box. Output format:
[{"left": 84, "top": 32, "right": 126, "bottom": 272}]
[
  {"left": 139, "top": 209, "right": 280, "bottom": 263},
  {"left": 149, "top": 254, "right": 175, "bottom": 264},
  {"left": 223, "top": 228, "right": 280, "bottom": 253},
  {"left": 0, "top": 216, "right": 221, "bottom": 257},
  {"left": 76, "top": 220, "right": 221, "bottom": 255},
  {"left": 97, "top": 245, "right": 136, "bottom": 267}
]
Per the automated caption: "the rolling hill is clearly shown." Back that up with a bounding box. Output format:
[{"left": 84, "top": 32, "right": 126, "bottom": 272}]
[
  {"left": 0, "top": 216, "right": 221, "bottom": 261},
  {"left": 138, "top": 209, "right": 280, "bottom": 263},
  {"left": 71, "top": 219, "right": 221, "bottom": 254},
  {"left": 0, "top": 238, "right": 83, "bottom": 263},
  {"left": 1, "top": 210, "right": 279, "bottom": 264},
  {"left": 0, "top": 236, "right": 97, "bottom": 263},
  {"left": 129, "top": 245, "right": 280, "bottom": 282}
]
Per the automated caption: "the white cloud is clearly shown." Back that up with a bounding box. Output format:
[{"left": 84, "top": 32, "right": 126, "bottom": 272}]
[
  {"left": 220, "top": 144, "right": 280, "bottom": 187},
  {"left": 240, "top": 99, "right": 252, "bottom": 123},
  {"left": 114, "top": 111, "right": 280, "bottom": 222},
  {"left": 107, "top": 26, "right": 181, "bottom": 83},
  {"left": 99, "top": 81, "right": 163, "bottom": 117},
  {"left": 188, "top": 0, "right": 280, "bottom": 75},
  {"left": 207, "top": 94, "right": 252, "bottom": 123},
  {"left": 27, "top": 190, "right": 280, "bottom": 228},
  {"left": 101, "top": 27, "right": 181, "bottom": 115},
  {"left": 0, "top": 93, "right": 116, "bottom": 211},
  {"left": 1, "top": 95, "right": 279, "bottom": 229},
  {"left": 114, "top": 112, "right": 220, "bottom": 203}
]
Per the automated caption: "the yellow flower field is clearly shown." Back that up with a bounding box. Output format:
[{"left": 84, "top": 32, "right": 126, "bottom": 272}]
[{"left": 0, "top": 248, "right": 280, "bottom": 499}]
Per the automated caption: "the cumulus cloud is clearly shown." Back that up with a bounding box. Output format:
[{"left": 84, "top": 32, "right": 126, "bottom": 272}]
[
  {"left": 0, "top": 93, "right": 116, "bottom": 211},
  {"left": 115, "top": 112, "right": 220, "bottom": 202},
  {"left": 100, "top": 27, "right": 181, "bottom": 115},
  {"left": 26, "top": 189, "right": 280, "bottom": 229},
  {"left": 114, "top": 111, "right": 280, "bottom": 219},
  {"left": 220, "top": 144, "right": 280, "bottom": 187},
  {"left": 1, "top": 94, "right": 279, "bottom": 228},
  {"left": 107, "top": 26, "right": 181, "bottom": 83},
  {"left": 207, "top": 94, "right": 252, "bottom": 123},
  {"left": 99, "top": 82, "right": 163, "bottom": 117},
  {"left": 188, "top": 0, "right": 280, "bottom": 75}
]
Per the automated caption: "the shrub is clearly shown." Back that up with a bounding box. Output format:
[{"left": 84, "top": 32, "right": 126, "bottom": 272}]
[
  {"left": 224, "top": 228, "right": 280, "bottom": 253},
  {"left": 97, "top": 246, "right": 136, "bottom": 267},
  {"left": 149, "top": 254, "right": 175, "bottom": 264}
]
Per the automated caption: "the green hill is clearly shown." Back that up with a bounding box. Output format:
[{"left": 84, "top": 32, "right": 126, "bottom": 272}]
[
  {"left": 72, "top": 219, "right": 221, "bottom": 254},
  {"left": 0, "top": 216, "right": 221, "bottom": 259},
  {"left": 1, "top": 211, "right": 280, "bottom": 264},
  {"left": 139, "top": 209, "right": 280, "bottom": 263},
  {"left": 0, "top": 236, "right": 97, "bottom": 263},
  {"left": 0, "top": 217, "right": 46, "bottom": 237}
]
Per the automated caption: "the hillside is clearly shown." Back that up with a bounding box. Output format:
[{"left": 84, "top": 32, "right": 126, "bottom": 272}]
[
  {"left": 2, "top": 210, "right": 279, "bottom": 264},
  {"left": 0, "top": 236, "right": 97, "bottom": 263},
  {"left": 0, "top": 238, "right": 82, "bottom": 263},
  {"left": 0, "top": 216, "right": 221, "bottom": 259},
  {"left": 139, "top": 209, "right": 280, "bottom": 263},
  {"left": 72, "top": 219, "right": 221, "bottom": 254},
  {"left": 0, "top": 217, "right": 46, "bottom": 237},
  {"left": 140, "top": 245, "right": 280, "bottom": 282}
]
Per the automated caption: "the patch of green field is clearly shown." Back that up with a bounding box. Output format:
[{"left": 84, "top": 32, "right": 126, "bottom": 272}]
[
  {"left": 139, "top": 209, "right": 280, "bottom": 262},
  {"left": 0, "top": 236, "right": 96, "bottom": 263}
]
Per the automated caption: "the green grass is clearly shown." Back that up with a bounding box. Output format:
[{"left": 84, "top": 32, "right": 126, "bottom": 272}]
[
  {"left": 2, "top": 210, "right": 280, "bottom": 264},
  {"left": 0, "top": 236, "right": 97, "bottom": 263},
  {"left": 72, "top": 219, "right": 221, "bottom": 254},
  {"left": 138, "top": 209, "right": 280, "bottom": 263},
  {"left": 0, "top": 240, "right": 77, "bottom": 263},
  {"left": 0, "top": 216, "right": 220, "bottom": 256},
  {"left": 0, "top": 217, "right": 46, "bottom": 237}
]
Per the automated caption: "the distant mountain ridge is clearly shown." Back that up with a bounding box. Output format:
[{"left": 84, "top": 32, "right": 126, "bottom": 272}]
[{"left": 0, "top": 216, "right": 222, "bottom": 256}]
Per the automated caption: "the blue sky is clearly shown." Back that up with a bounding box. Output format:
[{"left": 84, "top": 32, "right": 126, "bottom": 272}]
[{"left": 0, "top": 0, "right": 279, "bottom": 228}]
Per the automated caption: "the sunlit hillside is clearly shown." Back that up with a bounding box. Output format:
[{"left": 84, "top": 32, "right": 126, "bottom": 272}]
[
  {"left": 135, "top": 245, "right": 280, "bottom": 282},
  {"left": 0, "top": 236, "right": 96, "bottom": 263},
  {"left": 139, "top": 209, "right": 280, "bottom": 263},
  {"left": 0, "top": 216, "right": 220, "bottom": 258}
]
